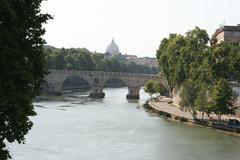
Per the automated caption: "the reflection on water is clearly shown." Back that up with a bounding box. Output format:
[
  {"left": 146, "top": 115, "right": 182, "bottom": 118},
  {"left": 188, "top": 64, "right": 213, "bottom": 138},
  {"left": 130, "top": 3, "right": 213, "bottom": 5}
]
[{"left": 9, "top": 87, "right": 240, "bottom": 160}]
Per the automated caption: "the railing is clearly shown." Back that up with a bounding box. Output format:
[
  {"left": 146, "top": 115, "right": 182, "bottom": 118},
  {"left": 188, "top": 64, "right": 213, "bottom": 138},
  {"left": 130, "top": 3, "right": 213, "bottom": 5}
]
[{"left": 48, "top": 69, "right": 161, "bottom": 78}]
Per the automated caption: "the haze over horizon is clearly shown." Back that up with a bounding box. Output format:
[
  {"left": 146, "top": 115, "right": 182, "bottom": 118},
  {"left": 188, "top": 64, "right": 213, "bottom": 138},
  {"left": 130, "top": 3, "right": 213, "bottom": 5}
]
[{"left": 41, "top": 0, "right": 240, "bottom": 57}]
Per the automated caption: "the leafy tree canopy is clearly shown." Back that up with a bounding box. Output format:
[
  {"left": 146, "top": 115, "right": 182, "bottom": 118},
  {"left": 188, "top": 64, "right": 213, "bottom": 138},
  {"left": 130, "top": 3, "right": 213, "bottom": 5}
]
[
  {"left": 157, "top": 27, "right": 239, "bottom": 119},
  {"left": 211, "top": 78, "right": 236, "bottom": 119},
  {"left": 144, "top": 80, "right": 168, "bottom": 99},
  {"left": 0, "top": 0, "right": 51, "bottom": 159}
]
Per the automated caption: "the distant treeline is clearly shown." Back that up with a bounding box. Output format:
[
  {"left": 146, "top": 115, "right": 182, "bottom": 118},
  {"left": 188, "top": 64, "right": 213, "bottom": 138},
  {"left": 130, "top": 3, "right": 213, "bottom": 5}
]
[{"left": 44, "top": 46, "right": 159, "bottom": 74}]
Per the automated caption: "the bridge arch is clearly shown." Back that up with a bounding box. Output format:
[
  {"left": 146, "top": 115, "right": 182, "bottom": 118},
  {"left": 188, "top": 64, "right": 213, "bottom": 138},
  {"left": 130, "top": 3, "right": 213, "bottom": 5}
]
[
  {"left": 103, "top": 77, "right": 128, "bottom": 88},
  {"left": 62, "top": 75, "right": 91, "bottom": 91}
]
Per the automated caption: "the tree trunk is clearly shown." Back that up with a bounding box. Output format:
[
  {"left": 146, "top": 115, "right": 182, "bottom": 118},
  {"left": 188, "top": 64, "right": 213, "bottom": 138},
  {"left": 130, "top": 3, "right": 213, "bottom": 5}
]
[{"left": 189, "top": 109, "right": 197, "bottom": 120}]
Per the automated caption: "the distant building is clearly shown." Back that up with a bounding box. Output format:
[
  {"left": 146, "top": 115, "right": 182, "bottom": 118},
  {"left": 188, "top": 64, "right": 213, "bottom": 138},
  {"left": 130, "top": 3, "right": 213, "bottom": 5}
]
[
  {"left": 124, "top": 54, "right": 158, "bottom": 67},
  {"left": 105, "top": 39, "right": 158, "bottom": 67},
  {"left": 211, "top": 24, "right": 240, "bottom": 43},
  {"left": 105, "top": 39, "right": 121, "bottom": 56},
  {"left": 124, "top": 54, "right": 138, "bottom": 61},
  {"left": 135, "top": 57, "right": 158, "bottom": 67}
]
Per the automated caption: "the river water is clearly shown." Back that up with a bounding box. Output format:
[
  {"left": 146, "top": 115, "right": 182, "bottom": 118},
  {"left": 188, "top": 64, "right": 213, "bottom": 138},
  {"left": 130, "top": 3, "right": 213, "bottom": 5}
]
[{"left": 9, "top": 88, "right": 240, "bottom": 160}]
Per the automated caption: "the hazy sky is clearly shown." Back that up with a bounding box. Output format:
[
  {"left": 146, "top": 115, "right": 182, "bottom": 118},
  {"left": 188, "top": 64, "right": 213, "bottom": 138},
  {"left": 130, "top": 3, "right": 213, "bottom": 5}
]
[{"left": 41, "top": 0, "right": 240, "bottom": 57}]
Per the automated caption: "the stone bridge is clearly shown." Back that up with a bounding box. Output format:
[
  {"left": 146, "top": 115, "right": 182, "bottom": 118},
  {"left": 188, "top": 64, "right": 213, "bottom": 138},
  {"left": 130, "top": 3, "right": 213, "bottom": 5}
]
[{"left": 45, "top": 70, "right": 169, "bottom": 99}]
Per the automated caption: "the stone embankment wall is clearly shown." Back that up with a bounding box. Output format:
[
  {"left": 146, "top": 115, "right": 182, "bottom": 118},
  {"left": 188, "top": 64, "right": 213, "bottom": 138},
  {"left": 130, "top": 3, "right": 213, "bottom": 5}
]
[
  {"left": 232, "top": 83, "right": 240, "bottom": 117},
  {"left": 232, "top": 84, "right": 240, "bottom": 106}
]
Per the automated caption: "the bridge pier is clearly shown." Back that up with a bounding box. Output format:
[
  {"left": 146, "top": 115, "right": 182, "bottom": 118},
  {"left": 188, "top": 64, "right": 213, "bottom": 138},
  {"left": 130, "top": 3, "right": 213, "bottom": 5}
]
[
  {"left": 89, "top": 86, "right": 105, "bottom": 98},
  {"left": 126, "top": 87, "right": 140, "bottom": 99}
]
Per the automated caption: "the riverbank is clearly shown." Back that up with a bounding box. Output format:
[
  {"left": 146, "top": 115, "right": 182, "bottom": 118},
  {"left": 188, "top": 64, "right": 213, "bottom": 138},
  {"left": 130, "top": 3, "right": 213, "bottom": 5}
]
[{"left": 146, "top": 98, "right": 240, "bottom": 137}]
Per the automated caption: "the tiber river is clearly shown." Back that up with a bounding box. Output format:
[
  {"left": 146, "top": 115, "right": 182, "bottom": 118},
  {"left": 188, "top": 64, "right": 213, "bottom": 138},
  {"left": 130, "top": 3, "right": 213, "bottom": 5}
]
[{"left": 9, "top": 88, "right": 240, "bottom": 160}]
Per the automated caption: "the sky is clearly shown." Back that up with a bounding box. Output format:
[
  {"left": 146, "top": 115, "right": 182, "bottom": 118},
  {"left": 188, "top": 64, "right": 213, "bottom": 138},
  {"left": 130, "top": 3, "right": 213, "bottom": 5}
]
[{"left": 41, "top": 0, "right": 240, "bottom": 57}]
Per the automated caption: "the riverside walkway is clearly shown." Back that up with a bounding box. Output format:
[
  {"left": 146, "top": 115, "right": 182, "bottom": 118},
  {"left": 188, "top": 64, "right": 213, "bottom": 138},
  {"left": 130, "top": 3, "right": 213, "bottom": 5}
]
[
  {"left": 149, "top": 98, "right": 240, "bottom": 121},
  {"left": 149, "top": 100, "right": 194, "bottom": 120}
]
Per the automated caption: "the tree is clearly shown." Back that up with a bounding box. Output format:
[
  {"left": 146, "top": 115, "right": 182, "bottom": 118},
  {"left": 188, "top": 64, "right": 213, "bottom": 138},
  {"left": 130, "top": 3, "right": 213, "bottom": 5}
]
[
  {"left": 210, "top": 78, "right": 236, "bottom": 120},
  {"left": 144, "top": 80, "right": 167, "bottom": 99},
  {"left": 155, "top": 83, "right": 168, "bottom": 97},
  {"left": 0, "top": 1, "right": 51, "bottom": 159},
  {"left": 211, "top": 42, "right": 240, "bottom": 82},
  {"left": 156, "top": 34, "right": 187, "bottom": 89},
  {"left": 179, "top": 80, "right": 199, "bottom": 119},
  {"left": 54, "top": 51, "right": 65, "bottom": 69},
  {"left": 156, "top": 27, "right": 210, "bottom": 90},
  {"left": 144, "top": 80, "right": 157, "bottom": 99},
  {"left": 194, "top": 83, "right": 212, "bottom": 120}
]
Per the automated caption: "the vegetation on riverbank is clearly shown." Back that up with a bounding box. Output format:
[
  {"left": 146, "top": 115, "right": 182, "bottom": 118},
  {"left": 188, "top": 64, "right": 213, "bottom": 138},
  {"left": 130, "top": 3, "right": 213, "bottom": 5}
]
[
  {"left": 144, "top": 80, "right": 168, "bottom": 99},
  {"left": 156, "top": 27, "right": 240, "bottom": 120}
]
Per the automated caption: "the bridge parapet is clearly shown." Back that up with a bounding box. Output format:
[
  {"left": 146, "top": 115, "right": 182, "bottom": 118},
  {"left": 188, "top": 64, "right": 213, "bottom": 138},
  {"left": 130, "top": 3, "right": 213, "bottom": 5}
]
[{"left": 49, "top": 69, "right": 160, "bottom": 78}]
